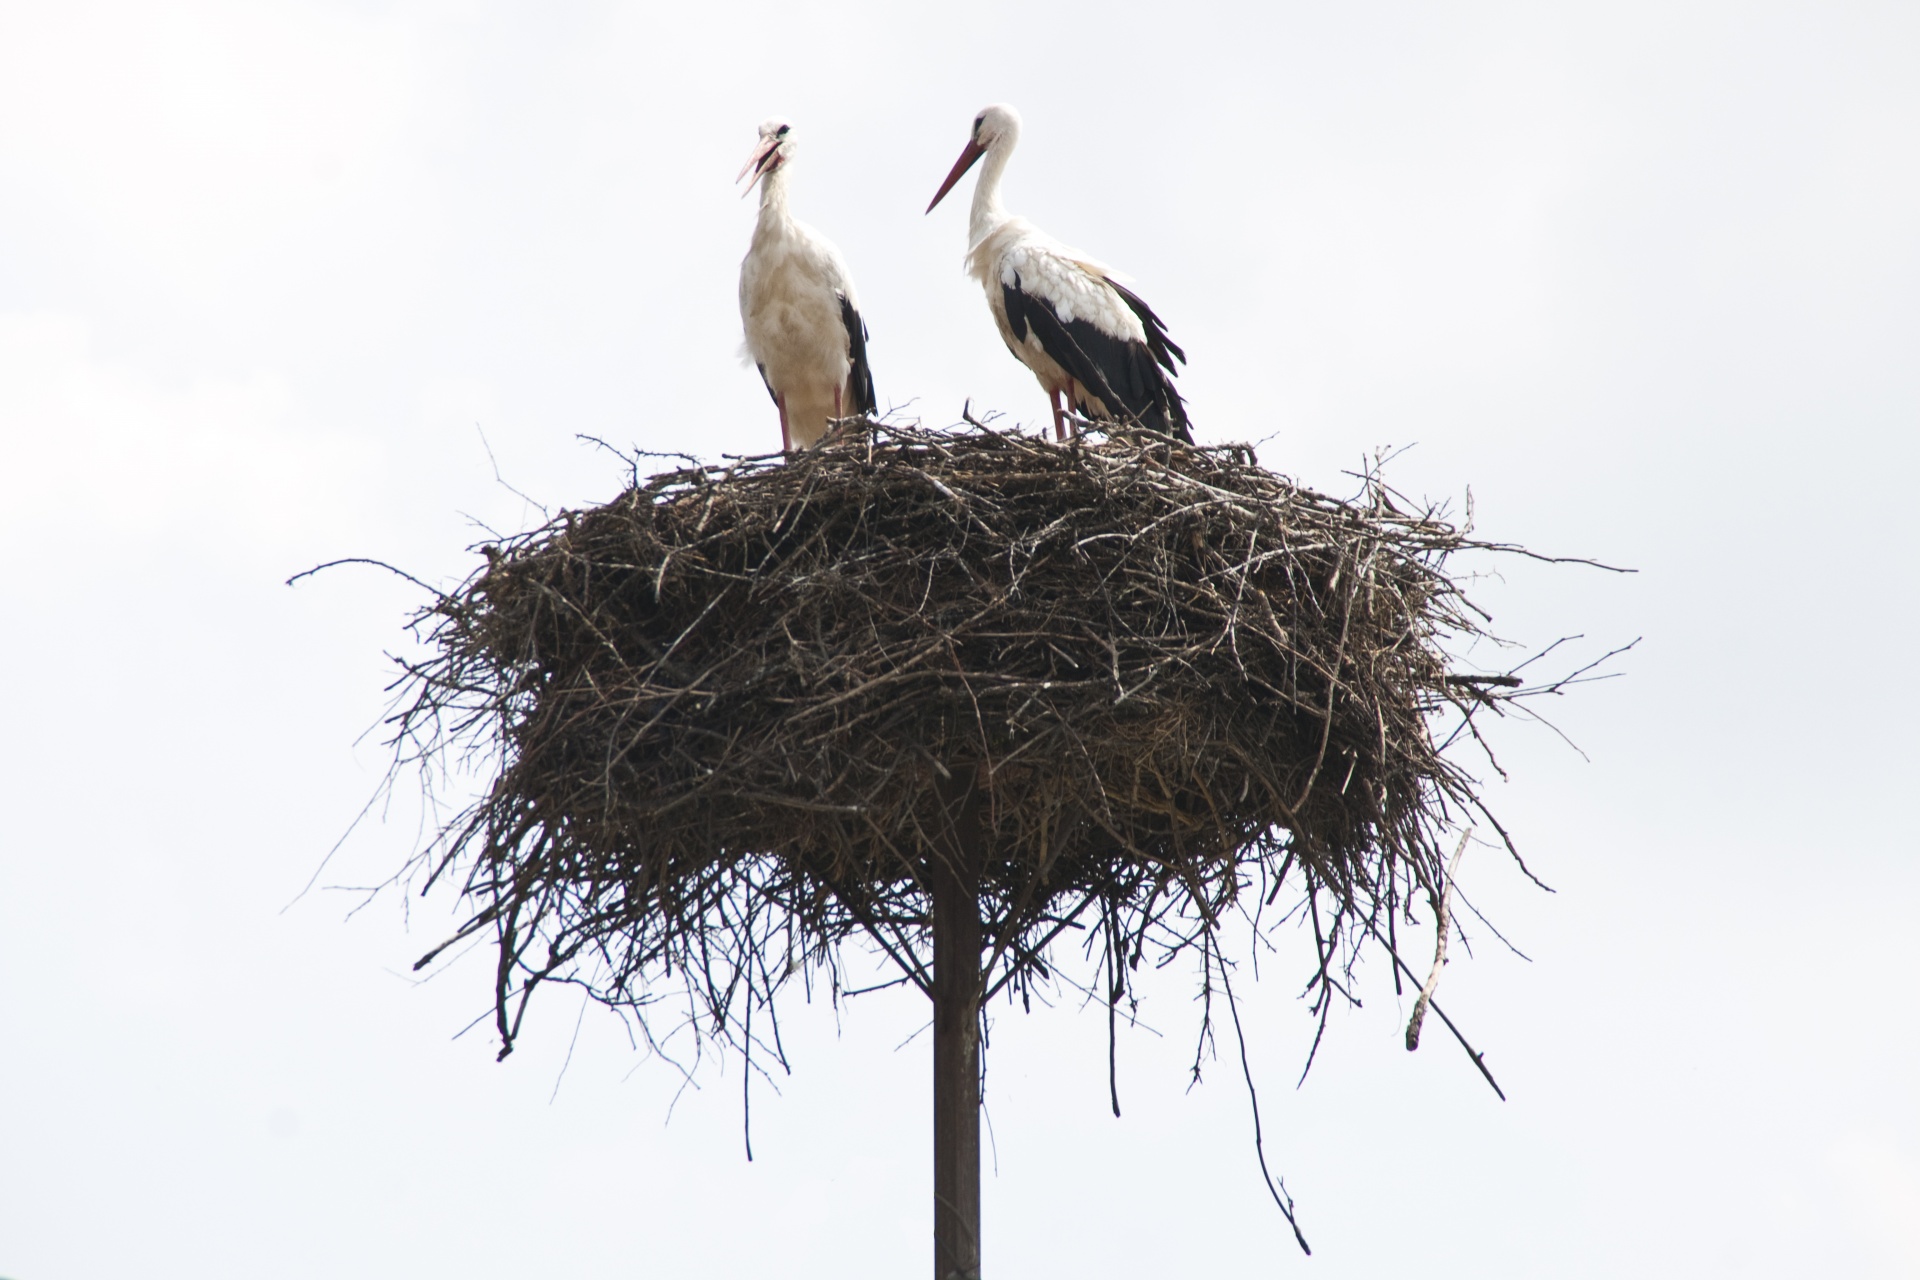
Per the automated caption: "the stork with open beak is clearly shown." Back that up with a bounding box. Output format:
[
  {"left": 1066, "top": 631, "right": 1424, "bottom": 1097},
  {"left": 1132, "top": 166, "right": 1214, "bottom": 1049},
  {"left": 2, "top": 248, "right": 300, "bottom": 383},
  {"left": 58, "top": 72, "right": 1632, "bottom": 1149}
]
[
  {"left": 927, "top": 104, "right": 1190, "bottom": 444},
  {"left": 738, "top": 118, "right": 877, "bottom": 451}
]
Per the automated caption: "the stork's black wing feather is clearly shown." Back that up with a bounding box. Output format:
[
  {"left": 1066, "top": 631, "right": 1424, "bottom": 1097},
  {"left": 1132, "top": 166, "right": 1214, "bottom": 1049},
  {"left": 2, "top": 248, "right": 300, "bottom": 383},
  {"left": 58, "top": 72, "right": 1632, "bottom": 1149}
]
[
  {"left": 1001, "top": 275, "right": 1130, "bottom": 417},
  {"left": 839, "top": 294, "right": 876, "bottom": 416},
  {"left": 1106, "top": 279, "right": 1187, "bottom": 370},
  {"left": 1105, "top": 279, "right": 1190, "bottom": 441},
  {"left": 755, "top": 363, "right": 777, "bottom": 406},
  {"left": 1002, "top": 272, "right": 1191, "bottom": 442}
]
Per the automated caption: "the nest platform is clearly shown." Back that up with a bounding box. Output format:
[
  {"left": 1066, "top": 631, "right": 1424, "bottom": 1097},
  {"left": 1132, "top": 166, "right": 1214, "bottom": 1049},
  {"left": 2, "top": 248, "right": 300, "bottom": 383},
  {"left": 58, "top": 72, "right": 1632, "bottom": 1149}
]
[{"left": 398, "top": 422, "right": 1511, "bottom": 1050}]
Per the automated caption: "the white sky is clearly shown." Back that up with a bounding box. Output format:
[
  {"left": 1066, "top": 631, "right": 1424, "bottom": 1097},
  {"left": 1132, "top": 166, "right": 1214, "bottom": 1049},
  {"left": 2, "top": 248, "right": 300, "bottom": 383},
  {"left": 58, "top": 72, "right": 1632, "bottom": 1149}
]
[{"left": 2, "top": 1, "right": 1917, "bottom": 1276}]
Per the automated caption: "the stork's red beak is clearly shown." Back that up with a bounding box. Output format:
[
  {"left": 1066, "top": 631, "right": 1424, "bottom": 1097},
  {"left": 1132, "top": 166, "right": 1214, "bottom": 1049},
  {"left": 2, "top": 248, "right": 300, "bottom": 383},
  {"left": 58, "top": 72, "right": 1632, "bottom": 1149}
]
[
  {"left": 737, "top": 135, "right": 782, "bottom": 196},
  {"left": 926, "top": 139, "right": 986, "bottom": 213}
]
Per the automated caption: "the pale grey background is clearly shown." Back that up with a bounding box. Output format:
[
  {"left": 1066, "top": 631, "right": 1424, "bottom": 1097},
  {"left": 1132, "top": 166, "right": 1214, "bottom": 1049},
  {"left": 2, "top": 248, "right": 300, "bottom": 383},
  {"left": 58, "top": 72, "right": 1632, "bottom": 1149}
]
[{"left": 2, "top": 2, "right": 1916, "bottom": 1276}]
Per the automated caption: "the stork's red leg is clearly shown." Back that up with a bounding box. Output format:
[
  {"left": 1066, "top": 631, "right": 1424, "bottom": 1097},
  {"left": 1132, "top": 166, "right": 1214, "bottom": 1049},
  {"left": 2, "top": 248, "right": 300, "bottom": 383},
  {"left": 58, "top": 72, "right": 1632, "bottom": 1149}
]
[
  {"left": 1050, "top": 388, "right": 1066, "bottom": 442},
  {"left": 778, "top": 394, "right": 791, "bottom": 452}
]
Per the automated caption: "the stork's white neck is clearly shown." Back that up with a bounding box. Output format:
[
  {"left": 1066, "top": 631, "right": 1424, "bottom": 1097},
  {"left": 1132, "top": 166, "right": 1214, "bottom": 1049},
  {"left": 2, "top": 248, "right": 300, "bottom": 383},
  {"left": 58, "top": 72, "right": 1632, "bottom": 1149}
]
[
  {"left": 756, "top": 165, "right": 793, "bottom": 225},
  {"left": 968, "top": 132, "right": 1017, "bottom": 248}
]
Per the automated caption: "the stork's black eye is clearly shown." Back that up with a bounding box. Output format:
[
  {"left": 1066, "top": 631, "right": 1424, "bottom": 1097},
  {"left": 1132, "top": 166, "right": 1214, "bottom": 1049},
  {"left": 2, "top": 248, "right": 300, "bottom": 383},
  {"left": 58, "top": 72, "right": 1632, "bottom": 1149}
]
[{"left": 776, "top": 124, "right": 790, "bottom": 137}]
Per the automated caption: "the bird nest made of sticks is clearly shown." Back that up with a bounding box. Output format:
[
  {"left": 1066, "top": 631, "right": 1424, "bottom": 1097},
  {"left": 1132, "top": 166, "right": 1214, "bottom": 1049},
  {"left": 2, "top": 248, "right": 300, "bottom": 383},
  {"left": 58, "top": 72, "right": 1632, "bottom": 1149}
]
[{"left": 394, "top": 420, "right": 1545, "bottom": 1057}]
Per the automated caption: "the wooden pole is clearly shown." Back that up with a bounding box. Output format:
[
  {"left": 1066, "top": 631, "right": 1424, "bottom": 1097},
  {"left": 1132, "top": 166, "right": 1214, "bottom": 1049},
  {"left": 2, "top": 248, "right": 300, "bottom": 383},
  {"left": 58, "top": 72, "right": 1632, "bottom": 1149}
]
[{"left": 930, "top": 774, "right": 985, "bottom": 1280}]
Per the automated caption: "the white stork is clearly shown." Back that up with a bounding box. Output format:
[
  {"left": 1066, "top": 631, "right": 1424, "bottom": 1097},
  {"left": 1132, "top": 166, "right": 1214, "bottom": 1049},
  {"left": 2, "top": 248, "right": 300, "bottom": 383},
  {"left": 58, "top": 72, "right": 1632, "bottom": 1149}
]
[
  {"left": 927, "top": 104, "right": 1190, "bottom": 443},
  {"left": 738, "top": 118, "right": 877, "bottom": 450}
]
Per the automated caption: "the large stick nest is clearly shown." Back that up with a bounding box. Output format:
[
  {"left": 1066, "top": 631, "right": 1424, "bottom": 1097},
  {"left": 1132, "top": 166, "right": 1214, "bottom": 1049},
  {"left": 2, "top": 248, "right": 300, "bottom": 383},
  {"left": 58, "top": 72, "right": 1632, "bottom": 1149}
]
[{"left": 394, "top": 422, "right": 1540, "bottom": 1059}]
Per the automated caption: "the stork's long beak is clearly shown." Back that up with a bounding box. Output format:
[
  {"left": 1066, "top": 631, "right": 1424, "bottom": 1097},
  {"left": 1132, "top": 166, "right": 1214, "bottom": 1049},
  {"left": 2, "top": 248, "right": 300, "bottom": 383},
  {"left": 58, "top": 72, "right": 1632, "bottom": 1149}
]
[
  {"left": 737, "top": 136, "right": 782, "bottom": 196},
  {"left": 926, "top": 139, "right": 986, "bottom": 213}
]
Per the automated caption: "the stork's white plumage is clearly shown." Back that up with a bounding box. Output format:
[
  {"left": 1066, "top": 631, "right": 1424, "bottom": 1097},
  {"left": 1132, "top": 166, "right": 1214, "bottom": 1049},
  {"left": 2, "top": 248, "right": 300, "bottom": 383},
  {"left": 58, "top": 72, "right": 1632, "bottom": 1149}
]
[
  {"left": 738, "top": 118, "right": 876, "bottom": 450},
  {"left": 927, "top": 104, "right": 1189, "bottom": 443}
]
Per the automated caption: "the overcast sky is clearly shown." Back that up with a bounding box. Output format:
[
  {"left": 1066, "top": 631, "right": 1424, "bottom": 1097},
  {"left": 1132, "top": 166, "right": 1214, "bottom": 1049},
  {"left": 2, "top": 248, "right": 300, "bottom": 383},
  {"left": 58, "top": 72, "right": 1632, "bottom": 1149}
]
[{"left": 3, "top": 2, "right": 1917, "bottom": 1277}]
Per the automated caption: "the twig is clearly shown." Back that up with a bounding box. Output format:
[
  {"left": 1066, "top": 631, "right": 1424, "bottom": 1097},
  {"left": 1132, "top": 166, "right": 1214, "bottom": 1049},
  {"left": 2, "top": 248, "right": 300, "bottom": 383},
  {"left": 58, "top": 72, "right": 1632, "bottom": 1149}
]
[{"left": 1407, "top": 828, "right": 1470, "bottom": 1052}]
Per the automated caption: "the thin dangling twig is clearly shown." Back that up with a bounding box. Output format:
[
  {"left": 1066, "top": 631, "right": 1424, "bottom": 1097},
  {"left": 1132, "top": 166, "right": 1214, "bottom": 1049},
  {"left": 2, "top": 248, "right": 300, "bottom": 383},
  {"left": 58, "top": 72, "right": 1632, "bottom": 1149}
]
[{"left": 1407, "top": 827, "right": 1472, "bottom": 1052}]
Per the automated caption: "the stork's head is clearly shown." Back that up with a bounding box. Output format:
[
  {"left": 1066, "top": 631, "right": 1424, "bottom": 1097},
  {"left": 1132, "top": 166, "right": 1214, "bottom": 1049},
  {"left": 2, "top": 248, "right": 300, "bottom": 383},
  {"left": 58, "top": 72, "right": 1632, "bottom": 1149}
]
[
  {"left": 737, "top": 118, "right": 793, "bottom": 196},
  {"left": 927, "top": 103, "right": 1022, "bottom": 213},
  {"left": 970, "top": 104, "right": 1021, "bottom": 150}
]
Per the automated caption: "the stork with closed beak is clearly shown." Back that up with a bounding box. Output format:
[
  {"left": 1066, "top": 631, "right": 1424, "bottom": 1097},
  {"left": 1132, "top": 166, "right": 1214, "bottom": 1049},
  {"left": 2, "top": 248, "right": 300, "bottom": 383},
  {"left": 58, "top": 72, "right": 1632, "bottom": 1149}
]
[
  {"left": 739, "top": 118, "right": 877, "bottom": 451},
  {"left": 927, "top": 104, "right": 1190, "bottom": 443}
]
